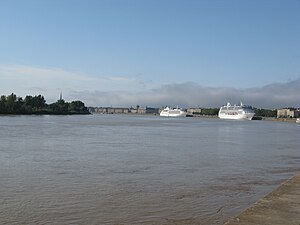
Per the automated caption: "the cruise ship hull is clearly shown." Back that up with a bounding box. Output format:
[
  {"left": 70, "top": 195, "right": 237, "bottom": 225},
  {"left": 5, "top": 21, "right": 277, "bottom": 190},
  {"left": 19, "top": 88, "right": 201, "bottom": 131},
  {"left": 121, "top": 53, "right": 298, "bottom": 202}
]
[
  {"left": 160, "top": 107, "right": 187, "bottom": 117},
  {"left": 218, "top": 102, "right": 255, "bottom": 120},
  {"left": 160, "top": 111, "right": 187, "bottom": 117},
  {"left": 218, "top": 112, "right": 255, "bottom": 120}
]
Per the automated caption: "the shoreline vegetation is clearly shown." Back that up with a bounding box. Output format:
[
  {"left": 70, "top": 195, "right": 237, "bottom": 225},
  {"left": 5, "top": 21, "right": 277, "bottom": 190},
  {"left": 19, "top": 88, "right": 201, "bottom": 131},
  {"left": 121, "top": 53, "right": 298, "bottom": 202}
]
[{"left": 0, "top": 93, "right": 90, "bottom": 115}]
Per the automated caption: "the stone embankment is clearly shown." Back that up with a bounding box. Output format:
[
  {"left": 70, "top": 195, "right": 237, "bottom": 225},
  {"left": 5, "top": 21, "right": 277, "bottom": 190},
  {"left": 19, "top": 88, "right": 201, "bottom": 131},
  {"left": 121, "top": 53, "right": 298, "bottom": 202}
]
[
  {"left": 224, "top": 172, "right": 300, "bottom": 225},
  {"left": 258, "top": 116, "right": 296, "bottom": 122}
]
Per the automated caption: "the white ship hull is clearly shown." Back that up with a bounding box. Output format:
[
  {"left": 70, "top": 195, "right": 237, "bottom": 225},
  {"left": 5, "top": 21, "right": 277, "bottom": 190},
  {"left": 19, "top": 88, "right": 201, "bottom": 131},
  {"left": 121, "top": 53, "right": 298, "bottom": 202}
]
[
  {"left": 218, "top": 112, "right": 255, "bottom": 120},
  {"left": 218, "top": 102, "right": 255, "bottom": 120},
  {"left": 160, "top": 107, "right": 187, "bottom": 117}
]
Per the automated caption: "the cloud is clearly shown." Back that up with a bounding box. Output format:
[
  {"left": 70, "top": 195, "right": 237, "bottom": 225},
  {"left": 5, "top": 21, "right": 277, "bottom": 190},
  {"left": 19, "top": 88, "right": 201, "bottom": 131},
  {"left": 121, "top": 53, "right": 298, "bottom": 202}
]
[
  {"left": 70, "top": 79, "right": 300, "bottom": 109},
  {"left": 0, "top": 64, "right": 151, "bottom": 102},
  {"left": 0, "top": 64, "right": 96, "bottom": 81},
  {"left": 0, "top": 64, "right": 299, "bottom": 108}
]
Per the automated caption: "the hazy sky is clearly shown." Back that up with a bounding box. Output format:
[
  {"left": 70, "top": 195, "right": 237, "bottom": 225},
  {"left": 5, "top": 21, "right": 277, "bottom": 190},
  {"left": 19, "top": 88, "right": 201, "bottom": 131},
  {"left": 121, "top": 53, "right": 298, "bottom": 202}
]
[{"left": 0, "top": 0, "right": 299, "bottom": 108}]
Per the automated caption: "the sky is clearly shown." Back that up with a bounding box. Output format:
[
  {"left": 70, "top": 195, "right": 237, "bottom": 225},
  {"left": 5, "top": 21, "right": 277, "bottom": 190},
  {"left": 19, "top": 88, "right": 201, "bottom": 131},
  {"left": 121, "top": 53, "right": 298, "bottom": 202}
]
[{"left": 0, "top": 0, "right": 299, "bottom": 108}]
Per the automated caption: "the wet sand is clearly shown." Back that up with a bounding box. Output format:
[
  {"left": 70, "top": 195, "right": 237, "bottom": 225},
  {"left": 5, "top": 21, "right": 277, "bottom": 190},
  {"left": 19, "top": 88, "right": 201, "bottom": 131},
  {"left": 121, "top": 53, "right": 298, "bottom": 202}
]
[{"left": 224, "top": 172, "right": 300, "bottom": 225}]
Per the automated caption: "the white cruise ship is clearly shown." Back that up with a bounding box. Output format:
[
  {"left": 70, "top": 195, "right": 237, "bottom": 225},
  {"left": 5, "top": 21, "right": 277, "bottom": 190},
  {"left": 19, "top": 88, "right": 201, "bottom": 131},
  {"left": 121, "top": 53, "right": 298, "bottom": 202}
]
[
  {"left": 160, "top": 107, "right": 187, "bottom": 117},
  {"left": 218, "top": 102, "right": 255, "bottom": 120}
]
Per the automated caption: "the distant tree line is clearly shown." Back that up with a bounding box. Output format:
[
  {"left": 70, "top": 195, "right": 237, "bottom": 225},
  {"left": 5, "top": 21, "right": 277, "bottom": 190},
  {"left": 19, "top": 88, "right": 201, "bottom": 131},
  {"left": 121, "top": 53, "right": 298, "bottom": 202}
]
[
  {"left": 253, "top": 108, "right": 277, "bottom": 117},
  {"left": 199, "top": 108, "right": 219, "bottom": 116},
  {"left": 0, "top": 93, "right": 90, "bottom": 115}
]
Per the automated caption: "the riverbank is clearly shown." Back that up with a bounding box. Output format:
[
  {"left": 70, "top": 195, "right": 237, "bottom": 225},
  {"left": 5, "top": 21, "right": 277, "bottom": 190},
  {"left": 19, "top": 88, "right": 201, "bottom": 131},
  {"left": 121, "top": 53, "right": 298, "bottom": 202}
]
[
  {"left": 189, "top": 114, "right": 298, "bottom": 122},
  {"left": 261, "top": 117, "right": 297, "bottom": 123},
  {"left": 224, "top": 172, "right": 300, "bottom": 225}
]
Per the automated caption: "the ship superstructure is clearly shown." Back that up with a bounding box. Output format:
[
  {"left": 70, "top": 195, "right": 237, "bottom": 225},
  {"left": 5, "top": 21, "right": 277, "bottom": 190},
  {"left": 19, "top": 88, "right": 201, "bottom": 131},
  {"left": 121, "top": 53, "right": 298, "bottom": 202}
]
[
  {"left": 160, "top": 107, "right": 187, "bottom": 117},
  {"left": 218, "top": 102, "right": 255, "bottom": 120}
]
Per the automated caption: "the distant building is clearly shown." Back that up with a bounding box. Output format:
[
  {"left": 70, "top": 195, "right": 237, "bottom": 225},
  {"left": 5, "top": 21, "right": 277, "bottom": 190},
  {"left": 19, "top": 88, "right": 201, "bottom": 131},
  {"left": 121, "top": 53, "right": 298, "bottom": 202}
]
[
  {"left": 187, "top": 108, "right": 202, "bottom": 114},
  {"left": 90, "top": 107, "right": 129, "bottom": 114},
  {"left": 294, "top": 110, "right": 300, "bottom": 118},
  {"left": 145, "top": 107, "right": 159, "bottom": 114},
  {"left": 277, "top": 108, "right": 300, "bottom": 118},
  {"left": 130, "top": 107, "right": 146, "bottom": 114},
  {"left": 89, "top": 106, "right": 159, "bottom": 115}
]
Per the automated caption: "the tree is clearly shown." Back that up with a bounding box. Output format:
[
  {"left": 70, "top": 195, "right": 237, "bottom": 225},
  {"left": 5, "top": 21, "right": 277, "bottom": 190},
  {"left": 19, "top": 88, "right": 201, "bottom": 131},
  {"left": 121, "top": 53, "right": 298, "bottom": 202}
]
[
  {"left": 254, "top": 108, "right": 277, "bottom": 117},
  {"left": 32, "top": 95, "right": 46, "bottom": 108},
  {"left": 0, "top": 93, "right": 90, "bottom": 115},
  {"left": 6, "top": 93, "right": 17, "bottom": 113},
  {"left": 0, "top": 95, "right": 7, "bottom": 113},
  {"left": 69, "top": 101, "right": 86, "bottom": 113},
  {"left": 200, "top": 108, "right": 219, "bottom": 116}
]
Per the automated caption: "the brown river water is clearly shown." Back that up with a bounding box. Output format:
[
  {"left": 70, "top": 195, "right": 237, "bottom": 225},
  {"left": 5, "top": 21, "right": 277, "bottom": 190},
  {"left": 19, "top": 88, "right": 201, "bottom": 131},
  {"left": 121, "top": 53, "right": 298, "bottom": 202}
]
[{"left": 0, "top": 114, "right": 300, "bottom": 225}]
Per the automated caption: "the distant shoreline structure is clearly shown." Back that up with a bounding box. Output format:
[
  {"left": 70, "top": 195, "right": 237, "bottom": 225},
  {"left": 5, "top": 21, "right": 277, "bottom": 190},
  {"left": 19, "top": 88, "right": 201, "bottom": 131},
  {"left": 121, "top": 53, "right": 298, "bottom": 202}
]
[{"left": 88, "top": 105, "right": 300, "bottom": 121}]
